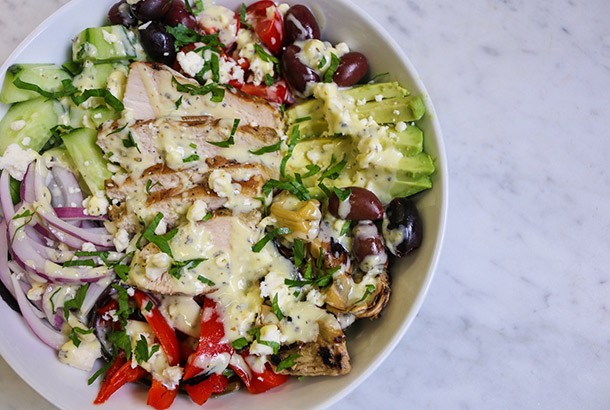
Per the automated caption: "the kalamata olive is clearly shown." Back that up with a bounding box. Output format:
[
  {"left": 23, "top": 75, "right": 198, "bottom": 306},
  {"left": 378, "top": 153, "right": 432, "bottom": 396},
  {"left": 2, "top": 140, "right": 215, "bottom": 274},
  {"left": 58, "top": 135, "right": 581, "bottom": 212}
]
[
  {"left": 284, "top": 5, "right": 320, "bottom": 44},
  {"left": 108, "top": 0, "right": 138, "bottom": 27},
  {"left": 333, "top": 51, "right": 369, "bottom": 87},
  {"left": 352, "top": 221, "right": 388, "bottom": 270},
  {"left": 281, "top": 44, "right": 320, "bottom": 94},
  {"left": 131, "top": 0, "right": 172, "bottom": 21},
  {"left": 163, "top": 0, "right": 197, "bottom": 29},
  {"left": 382, "top": 197, "right": 423, "bottom": 257},
  {"left": 328, "top": 186, "right": 384, "bottom": 221},
  {"left": 139, "top": 21, "right": 176, "bottom": 65}
]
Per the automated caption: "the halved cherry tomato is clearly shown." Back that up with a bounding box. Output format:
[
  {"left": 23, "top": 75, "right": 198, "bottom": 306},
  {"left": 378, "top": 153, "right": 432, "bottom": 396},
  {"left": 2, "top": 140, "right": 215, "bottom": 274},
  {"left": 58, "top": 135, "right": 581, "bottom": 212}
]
[
  {"left": 240, "top": 80, "right": 290, "bottom": 104},
  {"left": 246, "top": 1, "right": 284, "bottom": 54},
  {"left": 230, "top": 355, "right": 289, "bottom": 394},
  {"left": 94, "top": 356, "right": 147, "bottom": 404},
  {"left": 184, "top": 373, "right": 229, "bottom": 405},
  {"left": 133, "top": 290, "right": 180, "bottom": 366},
  {"left": 183, "top": 297, "right": 233, "bottom": 380},
  {"left": 147, "top": 378, "right": 178, "bottom": 410}
]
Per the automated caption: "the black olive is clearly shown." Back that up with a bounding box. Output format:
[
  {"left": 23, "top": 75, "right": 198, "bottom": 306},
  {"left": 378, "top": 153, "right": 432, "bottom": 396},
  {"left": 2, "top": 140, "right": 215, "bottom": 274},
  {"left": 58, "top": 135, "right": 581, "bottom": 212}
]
[
  {"left": 131, "top": 0, "right": 173, "bottom": 21},
  {"left": 139, "top": 21, "right": 177, "bottom": 66},
  {"left": 108, "top": 0, "right": 138, "bottom": 27},
  {"left": 383, "top": 197, "right": 423, "bottom": 257}
]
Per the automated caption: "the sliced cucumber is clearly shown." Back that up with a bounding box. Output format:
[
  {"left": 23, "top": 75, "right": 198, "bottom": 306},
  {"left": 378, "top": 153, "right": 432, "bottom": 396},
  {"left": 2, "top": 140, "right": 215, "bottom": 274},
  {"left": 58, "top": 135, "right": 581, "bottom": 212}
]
[
  {"left": 72, "top": 25, "right": 139, "bottom": 63},
  {"left": 69, "top": 104, "right": 120, "bottom": 129},
  {"left": 61, "top": 128, "right": 111, "bottom": 193},
  {"left": 0, "top": 97, "right": 64, "bottom": 154},
  {"left": 0, "top": 64, "right": 72, "bottom": 104},
  {"left": 72, "top": 62, "right": 116, "bottom": 91}
]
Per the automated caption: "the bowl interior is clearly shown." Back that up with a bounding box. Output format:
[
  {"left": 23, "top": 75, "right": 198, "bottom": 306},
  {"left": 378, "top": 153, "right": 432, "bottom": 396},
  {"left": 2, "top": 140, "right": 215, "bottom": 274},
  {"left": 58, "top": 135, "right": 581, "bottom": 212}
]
[{"left": 0, "top": 1, "right": 447, "bottom": 409}]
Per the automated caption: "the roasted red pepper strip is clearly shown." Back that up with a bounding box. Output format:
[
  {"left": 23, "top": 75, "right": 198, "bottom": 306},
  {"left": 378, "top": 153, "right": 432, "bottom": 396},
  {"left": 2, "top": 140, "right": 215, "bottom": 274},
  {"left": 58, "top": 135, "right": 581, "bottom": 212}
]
[
  {"left": 185, "top": 373, "right": 229, "bottom": 405},
  {"left": 183, "top": 297, "right": 233, "bottom": 380},
  {"left": 133, "top": 290, "right": 180, "bottom": 366},
  {"left": 147, "top": 378, "right": 179, "bottom": 410},
  {"left": 94, "top": 358, "right": 147, "bottom": 404},
  {"left": 230, "top": 355, "right": 289, "bottom": 394}
]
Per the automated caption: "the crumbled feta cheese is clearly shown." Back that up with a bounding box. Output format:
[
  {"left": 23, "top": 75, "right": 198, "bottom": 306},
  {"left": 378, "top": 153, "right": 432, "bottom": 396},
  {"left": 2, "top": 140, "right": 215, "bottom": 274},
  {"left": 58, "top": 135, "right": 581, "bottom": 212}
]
[
  {"left": 157, "top": 365, "right": 184, "bottom": 390},
  {"left": 145, "top": 252, "right": 171, "bottom": 281},
  {"left": 197, "top": 4, "right": 239, "bottom": 46},
  {"left": 81, "top": 242, "right": 96, "bottom": 252},
  {"left": 395, "top": 121, "right": 407, "bottom": 132},
  {"left": 113, "top": 228, "right": 130, "bottom": 252},
  {"left": 82, "top": 191, "right": 109, "bottom": 216},
  {"left": 0, "top": 143, "right": 38, "bottom": 181},
  {"left": 154, "top": 218, "right": 167, "bottom": 235},
  {"left": 187, "top": 199, "right": 209, "bottom": 222},
  {"left": 249, "top": 324, "right": 283, "bottom": 356},
  {"left": 177, "top": 51, "right": 205, "bottom": 77},
  {"left": 374, "top": 94, "right": 383, "bottom": 102}
]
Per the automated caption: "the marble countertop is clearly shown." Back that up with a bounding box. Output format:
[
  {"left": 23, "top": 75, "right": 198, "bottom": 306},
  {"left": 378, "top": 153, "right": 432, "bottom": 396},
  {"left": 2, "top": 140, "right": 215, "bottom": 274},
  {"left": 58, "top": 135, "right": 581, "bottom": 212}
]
[{"left": 1, "top": 0, "right": 609, "bottom": 409}]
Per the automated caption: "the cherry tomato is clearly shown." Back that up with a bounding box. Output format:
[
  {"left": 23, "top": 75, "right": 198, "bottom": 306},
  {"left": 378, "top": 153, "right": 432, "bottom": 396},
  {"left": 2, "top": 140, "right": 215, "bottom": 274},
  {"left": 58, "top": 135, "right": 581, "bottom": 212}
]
[{"left": 246, "top": 1, "right": 284, "bottom": 54}]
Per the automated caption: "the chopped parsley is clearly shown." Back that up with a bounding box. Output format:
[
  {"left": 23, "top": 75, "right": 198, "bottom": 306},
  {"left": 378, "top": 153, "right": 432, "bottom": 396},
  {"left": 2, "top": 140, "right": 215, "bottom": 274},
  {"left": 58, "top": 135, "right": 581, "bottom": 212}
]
[
  {"left": 166, "top": 24, "right": 222, "bottom": 51},
  {"left": 272, "top": 294, "right": 284, "bottom": 320},
  {"left": 251, "top": 227, "right": 292, "bottom": 253},
  {"left": 293, "top": 239, "right": 305, "bottom": 267},
  {"left": 69, "top": 327, "right": 94, "bottom": 348},
  {"left": 280, "top": 125, "right": 300, "bottom": 178},
  {"left": 183, "top": 154, "right": 200, "bottom": 163},
  {"left": 323, "top": 53, "right": 341, "bottom": 83},
  {"left": 197, "top": 275, "right": 215, "bottom": 286},
  {"left": 333, "top": 186, "right": 352, "bottom": 202},
  {"left": 171, "top": 76, "right": 225, "bottom": 103},
  {"left": 122, "top": 131, "right": 141, "bottom": 153},
  {"left": 175, "top": 95, "right": 183, "bottom": 109},
  {"left": 135, "top": 335, "right": 160, "bottom": 364},
  {"left": 108, "top": 330, "right": 132, "bottom": 359},
  {"left": 356, "top": 284, "right": 376, "bottom": 304},
  {"left": 138, "top": 213, "right": 178, "bottom": 257},
  {"left": 168, "top": 258, "right": 207, "bottom": 279},
  {"left": 276, "top": 354, "right": 301, "bottom": 371},
  {"left": 209, "top": 118, "right": 239, "bottom": 147},
  {"left": 63, "top": 284, "right": 90, "bottom": 320},
  {"left": 249, "top": 140, "right": 282, "bottom": 155},
  {"left": 232, "top": 337, "right": 249, "bottom": 350}
]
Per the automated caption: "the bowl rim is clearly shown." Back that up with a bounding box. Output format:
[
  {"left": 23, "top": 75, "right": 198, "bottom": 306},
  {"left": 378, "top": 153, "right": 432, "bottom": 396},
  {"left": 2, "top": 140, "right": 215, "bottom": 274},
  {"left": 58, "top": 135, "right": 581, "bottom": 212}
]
[{"left": 0, "top": 0, "right": 448, "bottom": 408}]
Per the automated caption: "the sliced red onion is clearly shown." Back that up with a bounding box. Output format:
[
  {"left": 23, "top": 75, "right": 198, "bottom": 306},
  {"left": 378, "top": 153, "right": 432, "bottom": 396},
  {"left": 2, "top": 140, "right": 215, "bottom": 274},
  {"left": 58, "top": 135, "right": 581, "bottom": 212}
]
[
  {"left": 20, "top": 163, "right": 35, "bottom": 203},
  {"left": 55, "top": 207, "right": 107, "bottom": 221},
  {"left": 10, "top": 273, "right": 67, "bottom": 350},
  {"left": 0, "top": 220, "right": 15, "bottom": 298},
  {"left": 51, "top": 166, "right": 83, "bottom": 208},
  {"left": 39, "top": 208, "right": 113, "bottom": 249},
  {"left": 80, "top": 278, "right": 112, "bottom": 318},
  {"left": 0, "top": 171, "right": 16, "bottom": 220}
]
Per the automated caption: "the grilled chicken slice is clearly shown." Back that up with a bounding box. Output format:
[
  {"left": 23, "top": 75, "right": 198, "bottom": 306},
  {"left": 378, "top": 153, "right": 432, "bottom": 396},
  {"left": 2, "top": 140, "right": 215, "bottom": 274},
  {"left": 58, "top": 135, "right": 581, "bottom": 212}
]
[
  {"left": 98, "top": 116, "right": 281, "bottom": 177},
  {"left": 123, "top": 62, "right": 282, "bottom": 129},
  {"left": 271, "top": 316, "right": 351, "bottom": 376},
  {"left": 128, "top": 211, "right": 261, "bottom": 295},
  {"left": 106, "top": 161, "right": 270, "bottom": 233}
]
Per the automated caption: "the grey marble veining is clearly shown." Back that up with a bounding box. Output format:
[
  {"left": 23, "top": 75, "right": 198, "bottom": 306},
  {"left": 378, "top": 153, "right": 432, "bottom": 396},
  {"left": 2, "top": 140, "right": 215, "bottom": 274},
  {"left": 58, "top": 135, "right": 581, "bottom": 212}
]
[{"left": 1, "top": 0, "right": 610, "bottom": 409}]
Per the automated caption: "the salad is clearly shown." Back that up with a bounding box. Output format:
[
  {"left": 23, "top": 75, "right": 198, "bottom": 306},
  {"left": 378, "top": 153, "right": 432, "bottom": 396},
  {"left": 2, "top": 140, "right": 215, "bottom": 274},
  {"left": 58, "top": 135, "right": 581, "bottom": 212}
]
[{"left": 0, "top": 0, "right": 435, "bottom": 408}]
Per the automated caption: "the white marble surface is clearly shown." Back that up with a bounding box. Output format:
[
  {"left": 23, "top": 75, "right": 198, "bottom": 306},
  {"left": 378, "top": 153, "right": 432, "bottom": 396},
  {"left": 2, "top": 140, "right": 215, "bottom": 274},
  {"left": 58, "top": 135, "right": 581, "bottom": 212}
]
[{"left": 1, "top": 0, "right": 610, "bottom": 409}]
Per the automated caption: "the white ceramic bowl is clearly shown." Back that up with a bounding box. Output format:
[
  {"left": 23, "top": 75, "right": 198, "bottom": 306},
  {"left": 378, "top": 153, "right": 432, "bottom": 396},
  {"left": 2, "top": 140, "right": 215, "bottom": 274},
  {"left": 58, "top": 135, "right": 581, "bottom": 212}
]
[{"left": 0, "top": 0, "right": 447, "bottom": 408}]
